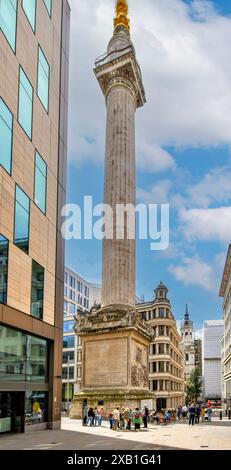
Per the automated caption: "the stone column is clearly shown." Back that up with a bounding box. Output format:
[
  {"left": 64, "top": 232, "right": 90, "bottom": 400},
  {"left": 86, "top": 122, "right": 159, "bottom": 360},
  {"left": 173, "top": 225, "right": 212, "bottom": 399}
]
[{"left": 102, "top": 84, "right": 136, "bottom": 307}]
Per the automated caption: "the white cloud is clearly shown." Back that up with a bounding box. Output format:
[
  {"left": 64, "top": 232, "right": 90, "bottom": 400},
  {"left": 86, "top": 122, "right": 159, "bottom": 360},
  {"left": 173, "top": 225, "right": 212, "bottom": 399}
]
[
  {"left": 137, "top": 180, "right": 172, "bottom": 204},
  {"left": 168, "top": 255, "right": 215, "bottom": 291},
  {"left": 194, "top": 328, "right": 202, "bottom": 339},
  {"left": 179, "top": 206, "right": 231, "bottom": 243},
  {"left": 186, "top": 167, "right": 231, "bottom": 208},
  {"left": 137, "top": 144, "right": 175, "bottom": 173},
  {"left": 68, "top": 0, "right": 231, "bottom": 170}
]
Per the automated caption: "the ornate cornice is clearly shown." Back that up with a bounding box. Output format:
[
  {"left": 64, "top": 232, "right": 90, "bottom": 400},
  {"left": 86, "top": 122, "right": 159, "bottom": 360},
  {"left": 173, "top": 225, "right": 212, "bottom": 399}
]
[
  {"left": 95, "top": 48, "right": 146, "bottom": 108},
  {"left": 74, "top": 305, "right": 155, "bottom": 341}
]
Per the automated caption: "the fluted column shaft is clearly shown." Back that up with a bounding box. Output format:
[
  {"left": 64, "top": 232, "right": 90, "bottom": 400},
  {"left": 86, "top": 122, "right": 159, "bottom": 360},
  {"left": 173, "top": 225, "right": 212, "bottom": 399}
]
[{"left": 102, "top": 84, "right": 136, "bottom": 307}]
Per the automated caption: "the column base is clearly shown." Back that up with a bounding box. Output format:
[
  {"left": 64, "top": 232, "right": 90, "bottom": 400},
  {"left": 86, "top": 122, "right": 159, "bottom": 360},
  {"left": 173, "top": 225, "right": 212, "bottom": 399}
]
[{"left": 70, "top": 389, "right": 153, "bottom": 419}]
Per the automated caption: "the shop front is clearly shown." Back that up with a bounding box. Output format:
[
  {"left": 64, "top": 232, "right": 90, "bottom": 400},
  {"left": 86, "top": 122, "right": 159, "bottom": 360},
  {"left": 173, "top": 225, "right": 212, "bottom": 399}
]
[{"left": 0, "top": 324, "right": 50, "bottom": 434}]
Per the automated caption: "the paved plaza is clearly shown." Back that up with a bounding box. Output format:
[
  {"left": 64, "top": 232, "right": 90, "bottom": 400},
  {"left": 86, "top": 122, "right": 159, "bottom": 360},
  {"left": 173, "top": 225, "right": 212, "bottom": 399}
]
[
  {"left": 0, "top": 417, "right": 230, "bottom": 451},
  {"left": 61, "top": 417, "right": 231, "bottom": 451}
]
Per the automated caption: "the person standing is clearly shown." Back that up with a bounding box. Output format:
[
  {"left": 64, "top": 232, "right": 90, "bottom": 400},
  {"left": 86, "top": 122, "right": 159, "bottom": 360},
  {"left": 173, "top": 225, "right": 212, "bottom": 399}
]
[
  {"left": 182, "top": 404, "right": 188, "bottom": 422},
  {"left": 207, "top": 407, "right": 212, "bottom": 422},
  {"left": 201, "top": 406, "right": 206, "bottom": 422},
  {"left": 108, "top": 410, "right": 114, "bottom": 429},
  {"left": 195, "top": 404, "right": 201, "bottom": 424},
  {"left": 142, "top": 405, "right": 149, "bottom": 429},
  {"left": 87, "top": 407, "right": 95, "bottom": 426},
  {"left": 94, "top": 407, "right": 99, "bottom": 426},
  {"left": 99, "top": 408, "right": 104, "bottom": 426},
  {"left": 188, "top": 403, "right": 196, "bottom": 426},
  {"left": 124, "top": 408, "right": 130, "bottom": 430},
  {"left": 113, "top": 406, "right": 120, "bottom": 431},
  {"left": 177, "top": 406, "right": 182, "bottom": 421},
  {"left": 133, "top": 407, "right": 142, "bottom": 431}
]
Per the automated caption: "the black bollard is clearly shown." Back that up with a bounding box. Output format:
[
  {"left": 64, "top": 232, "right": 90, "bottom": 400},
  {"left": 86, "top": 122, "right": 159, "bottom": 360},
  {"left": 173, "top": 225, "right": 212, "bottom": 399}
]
[
  {"left": 220, "top": 410, "right": 222, "bottom": 420},
  {"left": 229, "top": 409, "right": 231, "bottom": 420}
]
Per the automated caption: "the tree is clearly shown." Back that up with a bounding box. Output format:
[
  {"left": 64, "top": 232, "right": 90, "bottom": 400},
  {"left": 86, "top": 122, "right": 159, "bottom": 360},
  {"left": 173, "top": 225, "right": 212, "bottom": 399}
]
[{"left": 186, "top": 368, "right": 202, "bottom": 403}]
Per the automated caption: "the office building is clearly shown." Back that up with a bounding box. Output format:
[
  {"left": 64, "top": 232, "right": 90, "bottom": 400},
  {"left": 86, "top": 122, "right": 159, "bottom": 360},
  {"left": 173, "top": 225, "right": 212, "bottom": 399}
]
[
  {"left": 219, "top": 244, "right": 231, "bottom": 411},
  {"left": 62, "top": 267, "right": 101, "bottom": 407},
  {"left": 202, "top": 320, "right": 224, "bottom": 401},
  {"left": 0, "top": 0, "right": 70, "bottom": 433},
  {"left": 137, "top": 282, "right": 185, "bottom": 410}
]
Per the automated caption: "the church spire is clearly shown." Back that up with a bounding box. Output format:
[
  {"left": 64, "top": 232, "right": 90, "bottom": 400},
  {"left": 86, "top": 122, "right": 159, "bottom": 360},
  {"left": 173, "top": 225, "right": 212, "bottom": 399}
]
[
  {"left": 185, "top": 304, "right": 189, "bottom": 320},
  {"left": 114, "top": 0, "right": 130, "bottom": 31}
]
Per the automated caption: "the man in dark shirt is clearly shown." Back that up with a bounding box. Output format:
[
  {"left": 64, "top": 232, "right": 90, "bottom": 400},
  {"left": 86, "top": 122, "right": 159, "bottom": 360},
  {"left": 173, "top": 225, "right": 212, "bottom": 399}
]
[
  {"left": 142, "top": 405, "right": 149, "bottom": 428},
  {"left": 189, "top": 403, "right": 196, "bottom": 426}
]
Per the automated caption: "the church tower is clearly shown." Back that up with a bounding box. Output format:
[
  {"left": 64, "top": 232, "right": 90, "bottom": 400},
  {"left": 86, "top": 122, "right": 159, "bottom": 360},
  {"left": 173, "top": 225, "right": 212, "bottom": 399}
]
[
  {"left": 180, "top": 305, "right": 196, "bottom": 380},
  {"left": 180, "top": 304, "right": 193, "bottom": 343}
]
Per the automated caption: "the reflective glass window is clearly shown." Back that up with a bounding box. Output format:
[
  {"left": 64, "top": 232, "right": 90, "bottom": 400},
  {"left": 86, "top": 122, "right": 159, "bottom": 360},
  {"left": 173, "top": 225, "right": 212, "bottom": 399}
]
[
  {"left": 14, "top": 185, "right": 30, "bottom": 253},
  {"left": 37, "top": 46, "right": 50, "bottom": 112},
  {"left": 63, "top": 321, "right": 74, "bottom": 333},
  {"left": 22, "top": 0, "right": 36, "bottom": 31},
  {"left": 43, "top": 0, "right": 52, "bottom": 16},
  {"left": 0, "top": 234, "right": 8, "bottom": 304},
  {"left": 0, "top": 0, "right": 17, "bottom": 51},
  {"left": 31, "top": 261, "right": 44, "bottom": 320},
  {"left": 62, "top": 366, "right": 74, "bottom": 380},
  {"left": 18, "top": 67, "right": 33, "bottom": 139},
  {"left": 63, "top": 336, "right": 75, "bottom": 349},
  {"left": 34, "top": 151, "right": 47, "bottom": 213},
  {"left": 62, "top": 351, "right": 75, "bottom": 364},
  {"left": 0, "top": 97, "right": 13, "bottom": 174}
]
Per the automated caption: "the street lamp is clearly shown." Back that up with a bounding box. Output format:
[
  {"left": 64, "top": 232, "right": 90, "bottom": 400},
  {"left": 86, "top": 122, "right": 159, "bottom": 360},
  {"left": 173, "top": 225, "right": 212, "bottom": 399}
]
[{"left": 67, "top": 354, "right": 70, "bottom": 416}]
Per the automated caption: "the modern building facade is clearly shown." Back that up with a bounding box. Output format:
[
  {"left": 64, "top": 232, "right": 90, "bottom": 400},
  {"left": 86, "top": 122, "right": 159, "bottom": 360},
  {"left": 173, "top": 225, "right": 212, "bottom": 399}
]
[
  {"left": 136, "top": 283, "right": 185, "bottom": 411},
  {"left": 202, "top": 320, "right": 224, "bottom": 401},
  {"left": 62, "top": 267, "right": 101, "bottom": 407},
  {"left": 219, "top": 244, "right": 231, "bottom": 412},
  {"left": 180, "top": 306, "right": 202, "bottom": 381},
  {"left": 0, "top": 0, "right": 70, "bottom": 433}
]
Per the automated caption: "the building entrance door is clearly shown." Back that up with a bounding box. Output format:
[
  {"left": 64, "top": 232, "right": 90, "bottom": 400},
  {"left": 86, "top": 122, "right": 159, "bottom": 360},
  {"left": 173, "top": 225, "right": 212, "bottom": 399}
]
[
  {"left": 0, "top": 392, "right": 25, "bottom": 434},
  {"left": 156, "top": 398, "right": 167, "bottom": 412}
]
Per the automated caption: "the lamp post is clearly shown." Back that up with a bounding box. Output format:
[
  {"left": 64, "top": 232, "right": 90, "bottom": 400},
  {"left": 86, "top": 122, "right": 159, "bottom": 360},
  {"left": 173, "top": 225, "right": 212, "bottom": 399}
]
[{"left": 67, "top": 354, "right": 70, "bottom": 416}]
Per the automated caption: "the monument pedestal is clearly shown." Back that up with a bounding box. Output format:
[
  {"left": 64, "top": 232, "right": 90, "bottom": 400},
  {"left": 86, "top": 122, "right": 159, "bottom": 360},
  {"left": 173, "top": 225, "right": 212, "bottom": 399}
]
[{"left": 70, "top": 306, "right": 154, "bottom": 419}]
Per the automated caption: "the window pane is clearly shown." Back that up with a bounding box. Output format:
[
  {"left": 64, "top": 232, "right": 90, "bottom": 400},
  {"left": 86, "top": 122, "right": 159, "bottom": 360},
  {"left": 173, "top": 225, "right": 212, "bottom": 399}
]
[
  {"left": 63, "top": 336, "right": 75, "bottom": 349},
  {"left": 0, "top": 326, "right": 26, "bottom": 381},
  {"left": 0, "top": 234, "right": 8, "bottom": 304},
  {"left": 31, "top": 261, "right": 44, "bottom": 320},
  {"left": 37, "top": 47, "right": 50, "bottom": 112},
  {"left": 62, "top": 366, "right": 74, "bottom": 380},
  {"left": 62, "top": 351, "right": 75, "bottom": 364},
  {"left": 0, "top": 0, "right": 17, "bottom": 51},
  {"left": 43, "top": 0, "right": 52, "bottom": 16},
  {"left": 26, "top": 335, "right": 48, "bottom": 382},
  {"left": 18, "top": 67, "right": 33, "bottom": 139},
  {"left": 22, "top": 0, "right": 36, "bottom": 31},
  {"left": 68, "top": 303, "right": 75, "bottom": 315},
  {"left": 34, "top": 151, "right": 47, "bottom": 213},
  {"left": 14, "top": 185, "right": 30, "bottom": 253},
  {"left": 0, "top": 97, "right": 13, "bottom": 174},
  {"left": 25, "top": 391, "right": 48, "bottom": 425},
  {"left": 0, "top": 325, "right": 48, "bottom": 383},
  {"left": 63, "top": 321, "right": 74, "bottom": 333}
]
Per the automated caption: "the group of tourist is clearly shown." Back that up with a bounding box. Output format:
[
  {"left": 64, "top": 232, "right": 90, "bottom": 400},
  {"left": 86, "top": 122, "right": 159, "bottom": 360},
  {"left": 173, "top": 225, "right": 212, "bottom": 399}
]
[
  {"left": 177, "top": 404, "right": 213, "bottom": 425},
  {"left": 87, "top": 405, "right": 149, "bottom": 431},
  {"left": 85, "top": 403, "right": 214, "bottom": 429},
  {"left": 87, "top": 407, "right": 104, "bottom": 426}
]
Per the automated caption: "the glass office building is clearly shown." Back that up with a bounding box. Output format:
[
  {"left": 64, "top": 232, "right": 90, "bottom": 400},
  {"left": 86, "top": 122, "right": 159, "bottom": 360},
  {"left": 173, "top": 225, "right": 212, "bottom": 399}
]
[{"left": 0, "top": 0, "right": 70, "bottom": 433}]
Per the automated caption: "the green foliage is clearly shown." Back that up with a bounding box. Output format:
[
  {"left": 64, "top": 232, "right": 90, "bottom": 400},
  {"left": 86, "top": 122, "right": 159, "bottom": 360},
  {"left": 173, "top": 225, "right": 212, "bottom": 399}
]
[{"left": 186, "top": 367, "right": 202, "bottom": 402}]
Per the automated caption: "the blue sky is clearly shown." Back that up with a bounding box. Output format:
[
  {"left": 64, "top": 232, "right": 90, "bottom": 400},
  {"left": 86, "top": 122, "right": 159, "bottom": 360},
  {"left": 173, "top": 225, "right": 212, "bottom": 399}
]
[{"left": 65, "top": 0, "right": 231, "bottom": 331}]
